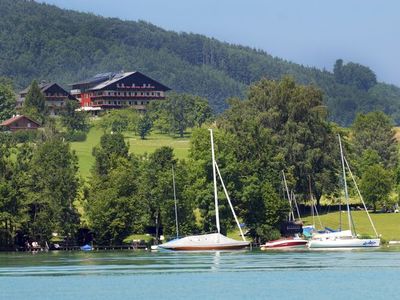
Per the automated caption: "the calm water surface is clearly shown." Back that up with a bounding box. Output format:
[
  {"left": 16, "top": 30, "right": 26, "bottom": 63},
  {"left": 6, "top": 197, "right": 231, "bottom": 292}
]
[{"left": 1, "top": 248, "right": 400, "bottom": 299}]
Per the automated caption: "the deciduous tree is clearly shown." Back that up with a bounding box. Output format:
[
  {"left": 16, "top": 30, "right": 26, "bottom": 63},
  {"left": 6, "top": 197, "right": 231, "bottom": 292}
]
[
  {"left": 360, "top": 164, "right": 392, "bottom": 212},
  {"left": 137, "top": 113, "right": 152, "bottom": 139},
  {"left": 352, "top": 111, "right": 397, "bottom": 169}
]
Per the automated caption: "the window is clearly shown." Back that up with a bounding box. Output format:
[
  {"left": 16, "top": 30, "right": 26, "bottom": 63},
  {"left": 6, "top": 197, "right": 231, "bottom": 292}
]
[
  {"left": 27, "top": 122, "right": 31, "bottom": 128},
  {"left": 134, "top": 101, "right": 137, "bottom": 105}
]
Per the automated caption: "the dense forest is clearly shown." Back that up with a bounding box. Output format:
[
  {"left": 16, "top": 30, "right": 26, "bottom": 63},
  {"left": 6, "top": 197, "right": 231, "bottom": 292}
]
[{"left": 1, "top": 0, "right": 400, "bottom": 125}]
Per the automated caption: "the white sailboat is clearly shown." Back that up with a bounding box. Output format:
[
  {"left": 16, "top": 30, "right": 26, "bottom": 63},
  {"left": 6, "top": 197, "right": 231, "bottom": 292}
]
[
  {"left": 308, "top": 135, "right": 380, "bottom": 249},
  {"left": 306, "top": 180, "right": 352, "bottom": 240},
  {"left": 158, "top": 129, "right": 249, "bottom": 251}
]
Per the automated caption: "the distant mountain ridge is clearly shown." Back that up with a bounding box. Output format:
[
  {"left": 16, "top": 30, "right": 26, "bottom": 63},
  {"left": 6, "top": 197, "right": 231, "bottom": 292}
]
[{"left": 1, "top": 0, "right": 400, "bottom": 125}]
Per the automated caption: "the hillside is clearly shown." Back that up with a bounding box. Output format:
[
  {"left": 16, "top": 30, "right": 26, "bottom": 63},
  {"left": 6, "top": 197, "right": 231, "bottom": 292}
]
[
  {"left": 1, "top": 0, "right": 400, "bottom": 125},
  {"left": 70, "top": 127, "right": 190, "bottom": 178}
]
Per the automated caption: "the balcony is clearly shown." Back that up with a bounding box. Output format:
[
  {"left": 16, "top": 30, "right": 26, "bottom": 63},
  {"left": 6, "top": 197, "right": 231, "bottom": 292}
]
[
  {"left": 89, "top": 94, "right": 165, "bottom": 99},
  {"left": 70, "top": 89, "right": 81, "bottom": 95}
]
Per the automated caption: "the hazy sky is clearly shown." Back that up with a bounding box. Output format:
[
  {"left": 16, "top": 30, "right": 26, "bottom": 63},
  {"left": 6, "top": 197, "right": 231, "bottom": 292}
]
[{"left": 41, "top": 0, "right": 400, "bottom": 86}]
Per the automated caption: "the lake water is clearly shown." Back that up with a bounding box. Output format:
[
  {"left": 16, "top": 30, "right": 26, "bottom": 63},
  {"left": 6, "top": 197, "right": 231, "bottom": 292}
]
[{"left": 1, "top": 248, "right": 400, "bottom": 299}]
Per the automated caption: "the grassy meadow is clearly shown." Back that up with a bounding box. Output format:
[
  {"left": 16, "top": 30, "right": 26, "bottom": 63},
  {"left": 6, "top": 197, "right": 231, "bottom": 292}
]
[
  {"left": 70, "top": 126, "right": 190, "bottom": 178},
  {"left": 303, "top": 211, "right": 400, "bottom": 241}
]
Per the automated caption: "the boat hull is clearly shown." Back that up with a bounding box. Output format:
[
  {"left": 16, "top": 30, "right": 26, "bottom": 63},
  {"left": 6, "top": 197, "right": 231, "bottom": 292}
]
[
  {"left": 166, "top": 243, "right": 249, "bottom": 251},
  {"left": 260, "top": 238, "right": 308, "bottom": 250},
  {"left": 308, "top": 238, "right": 380, "bottom": 249},
  {"left": 157, "top": 233, "right": 249, "bottom": 251}
]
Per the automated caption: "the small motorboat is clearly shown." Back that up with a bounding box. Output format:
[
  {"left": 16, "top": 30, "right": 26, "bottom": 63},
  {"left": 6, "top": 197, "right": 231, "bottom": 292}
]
[
  {"left": 260, "top": 171, "right": 307, "bottom": 251},
  {"left": 260, "top": 236, "right": 308, "bottom": 250}
]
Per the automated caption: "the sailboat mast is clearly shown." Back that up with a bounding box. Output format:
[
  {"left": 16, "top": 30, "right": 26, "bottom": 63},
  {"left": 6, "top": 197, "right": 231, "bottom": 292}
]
[
  {"left": 172, "top": 165, "right": 179, "bottom": 239},
  {"left": 282, "top": 171, "right": 295, "bottom": 221},
  {"left": 209, "top": 129, "right": 220, "bottom": 234},
  {"left": 308, "top": 176, "right": 315, "bottom": 228},
  {"left": 338, "top": 135, "right": 352, "bottom": 233}
]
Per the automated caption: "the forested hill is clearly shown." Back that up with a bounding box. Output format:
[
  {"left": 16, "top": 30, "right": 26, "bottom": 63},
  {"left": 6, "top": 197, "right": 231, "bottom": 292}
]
[{"left": 1, "top": 0, "right": 400, "bottom": 125}]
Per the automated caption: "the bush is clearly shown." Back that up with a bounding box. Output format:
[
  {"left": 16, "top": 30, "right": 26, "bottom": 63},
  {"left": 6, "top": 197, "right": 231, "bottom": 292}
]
[
  {"left": 256, "top": 224, "right": 281, "bottom": 243},
  {"left": 12, "top": 130, "right": 40, "bottom": 143},
  {"left": 63, "top": 131, "right": 87, "bottom": 142}
]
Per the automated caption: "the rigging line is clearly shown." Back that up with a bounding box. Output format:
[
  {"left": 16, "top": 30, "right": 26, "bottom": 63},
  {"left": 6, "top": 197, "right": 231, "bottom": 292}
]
[
  {"left": 338, "top": 134, "right": 354, "bottom": 235},
  {"left": 291, "top": 191, "right": 302, "bottom": 223},
  {"left": 214, "top": 162, "right": 246, "bottom": 241},
  {"left": 312, "top": 195, "right": 324, "bottom": 230},
  {"left": 344, "top": 156, "right": 379, "bottom": 238}
]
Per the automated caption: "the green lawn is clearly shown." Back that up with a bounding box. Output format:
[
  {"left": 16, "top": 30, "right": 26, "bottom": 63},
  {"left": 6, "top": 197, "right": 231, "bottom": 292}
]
[
  {"left": 71, "top": 127, "right": 190, "bottom": 178},
  {"left": 70, "top": 127, "right": 102, "bottom": 178},
  {"left": 125, "top": 132, "right": 190, "bottom": 160},
  {"left": 303, "top": 211, "right": 400, "bottom": 241}
]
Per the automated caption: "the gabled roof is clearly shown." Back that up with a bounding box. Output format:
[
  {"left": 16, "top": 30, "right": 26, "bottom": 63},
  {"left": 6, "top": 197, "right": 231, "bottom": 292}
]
[
  {"left": 20, "top": 82, "right": 77, "bottom": 100},
  {"left": 70, "top": 72, "right": 117, "bottom": 86},
  {"left": 20, "top": 82, "right": 49, "bottom": 94},
  {"left": 89, "top": 72, "right": 136, "bottom": 90},
  {"left": 88, "top": 71, "right": 171, "bottom": 91},
  {"left": 0, "top": 115, "right": 41, "bottom": 127}
]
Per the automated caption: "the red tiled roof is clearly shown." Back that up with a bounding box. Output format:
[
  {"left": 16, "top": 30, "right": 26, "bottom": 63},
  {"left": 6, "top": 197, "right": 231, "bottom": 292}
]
[{"left": 0, "top": 115, "right": 40, "bottom": 126}]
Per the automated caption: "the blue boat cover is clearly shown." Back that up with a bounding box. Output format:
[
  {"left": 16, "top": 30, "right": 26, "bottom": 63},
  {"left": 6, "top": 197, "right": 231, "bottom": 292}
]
[{"left": 80, "top": 244, "right": 92, "bottom": 251}]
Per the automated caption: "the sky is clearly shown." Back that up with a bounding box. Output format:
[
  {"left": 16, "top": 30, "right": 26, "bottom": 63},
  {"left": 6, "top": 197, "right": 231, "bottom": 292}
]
[{"left": 40, "top": 0, "right": 400, "bottom": 86}]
